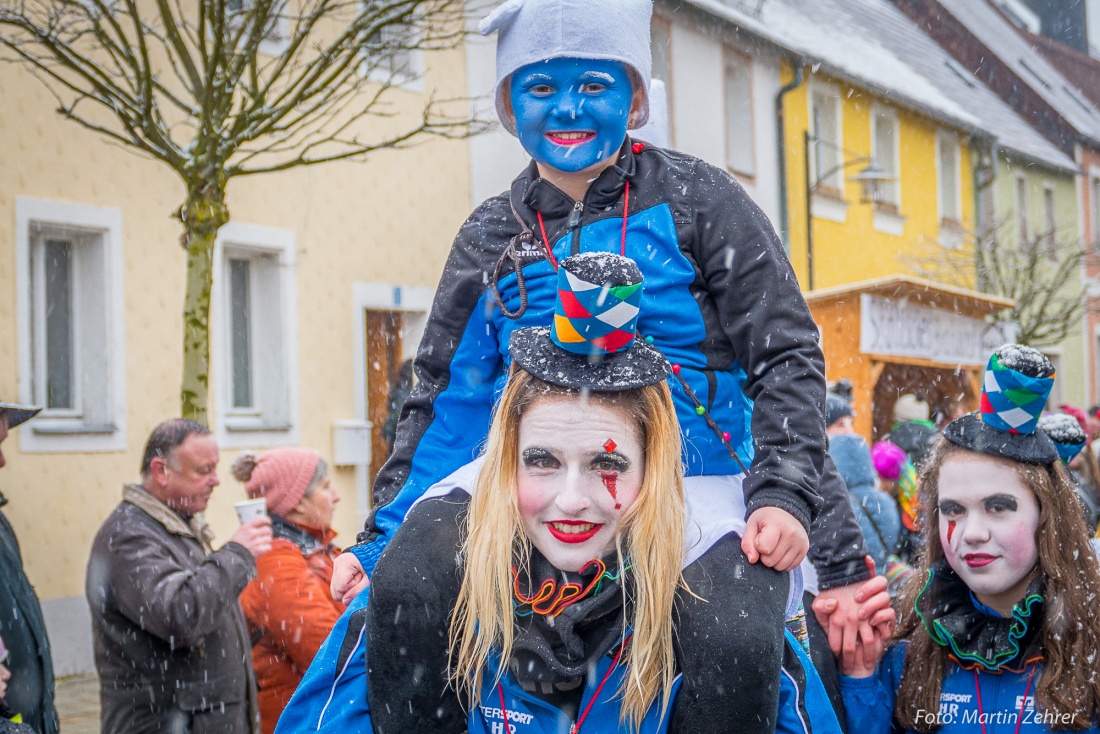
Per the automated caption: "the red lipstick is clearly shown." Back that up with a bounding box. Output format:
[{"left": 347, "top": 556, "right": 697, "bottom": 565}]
[
  {"left": 964, "top": 554, "right": 997, "bottom": 568},
  {"left": 546, "top": 131, "right": 596, "bottom": 146},
  {"left": 546, "top": 520, "right": 602, "bottom": 544}
]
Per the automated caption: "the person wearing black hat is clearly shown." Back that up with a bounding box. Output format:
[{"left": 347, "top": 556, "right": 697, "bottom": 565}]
[
  {"left": 838, "top": 345, "right": 1100, "bottom": 732},
  {"left": 0, "top": 403, "right": 58, "bottom": 734},
  {"left": 362, "top": 253, "right": 846, "bottom": 734}
]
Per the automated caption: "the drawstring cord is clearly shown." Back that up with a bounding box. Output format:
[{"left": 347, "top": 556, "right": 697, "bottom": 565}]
[
  {"left": 972, "top": 663, "right": 1037, "bottom": 734},
  {"left": 493, "top": 636, "right": 630, "bottom": 734}
]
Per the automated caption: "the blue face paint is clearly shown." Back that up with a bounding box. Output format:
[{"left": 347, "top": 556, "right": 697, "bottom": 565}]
[{"left": 509, "top": 58, "right": 634, "bottom": 174}]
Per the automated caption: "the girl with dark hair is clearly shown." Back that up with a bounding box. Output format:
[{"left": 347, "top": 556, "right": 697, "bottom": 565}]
[{"left": 840, "top": 345, "right": 1100, "bottom": 732}]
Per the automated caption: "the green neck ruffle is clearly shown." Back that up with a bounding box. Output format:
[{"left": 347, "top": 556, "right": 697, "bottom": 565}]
[{"left": 915, "top": 559, "right": 1044, "bottom": 671}]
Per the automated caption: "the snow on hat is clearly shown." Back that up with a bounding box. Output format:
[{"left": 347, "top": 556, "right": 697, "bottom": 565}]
[
  {"left": 509, "top": 252, "right": 668, "bottom": 391},
  {"left": 233, "top": 447, "right": 321, "bottom": 517},
  {"left": 943, "top": 345, "right": 1059, "bottom": 465},
  {"left": 478, "top": 0, "right": 653, "bottom": 135},
  {"left": 825, "top": 393, "right": 853, "bottom": 428},
  {"left": 1037, "top": 413, "right": 1087, "bottom": 465},
  {"left": 893, "top": 393, "right": 930, "bottom": 423}
]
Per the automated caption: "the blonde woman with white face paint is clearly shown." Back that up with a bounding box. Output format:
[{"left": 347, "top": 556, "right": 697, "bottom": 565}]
[
  {"left": 361, "top": 253, "right": 845, "bottom": 734},
  {"left": 839, "top": 345, "right": 1100, "bottom": 733}
]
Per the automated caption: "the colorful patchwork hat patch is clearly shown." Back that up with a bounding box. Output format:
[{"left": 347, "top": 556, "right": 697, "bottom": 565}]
[
  {"left": 551, "top": 252, "right": 643, "bottom": 356},
  {"left": 979, "top": 347, "right": 1055, "bottom": 435},
  {"left": 509, "top": 252, "right": 669, "bottom": 392},
  {"left": 1037, "top": 413, "right": 1087, "bottom": 465},
  {"left": 944, "top": 345, "right": 1059, "bottom": 465}
]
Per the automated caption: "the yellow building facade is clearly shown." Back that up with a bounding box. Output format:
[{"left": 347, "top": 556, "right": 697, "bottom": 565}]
[
  {"left": 782, "top": 66, "right": 976, "bottom": 291},
  {"left": 0, "top": 34, "right": 472, "bottom": 673}
]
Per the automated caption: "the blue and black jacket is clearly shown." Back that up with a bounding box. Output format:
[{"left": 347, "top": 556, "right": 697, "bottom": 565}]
[
  {"left": 279, "top": 599, "right": 842, "bottom": 734},
  {"left": 471, "top": 630, "right": 841, "bottom": 734},
  {"left": 841, "top": 642, "right": 1100, "bottom": 733},
  {"left": 355, "top": 141, "right": 868, "bottom": 590}
]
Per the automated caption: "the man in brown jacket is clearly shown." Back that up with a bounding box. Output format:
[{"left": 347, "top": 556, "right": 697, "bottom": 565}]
[{"left": 86, "top": 419, "right": 273, "bottom": 733}]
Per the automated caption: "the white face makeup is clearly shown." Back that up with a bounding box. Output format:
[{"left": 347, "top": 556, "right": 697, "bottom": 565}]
[
  {"left": 516, "top": 395, "right": 644, "bottom": 573},
  {"left": 937, "top": 455, "right": 1041, "bottom": 616}
]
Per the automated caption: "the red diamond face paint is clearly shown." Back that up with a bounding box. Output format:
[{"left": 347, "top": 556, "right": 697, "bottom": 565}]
[
  {"left": 947, "top": 520, "right": 956, "bottom": 543},
  {"left": 603, "top": 439, "right": 617, "bottom": 453}
]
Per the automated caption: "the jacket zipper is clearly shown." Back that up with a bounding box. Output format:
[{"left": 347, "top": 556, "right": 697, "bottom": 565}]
[{"left": 568, "top": 200, "right": 584, "bottom": 255}]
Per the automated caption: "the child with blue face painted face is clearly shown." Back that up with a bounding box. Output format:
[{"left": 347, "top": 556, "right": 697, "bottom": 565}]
[
  {"left": 508, "top": 57, "right": 639, "bottom": 187},
  {"left": 322, "top": 0, "right": 888, "bottom": 732}
]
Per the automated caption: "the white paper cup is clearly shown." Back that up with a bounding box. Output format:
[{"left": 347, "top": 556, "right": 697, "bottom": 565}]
[{"left": 234, "top": 498, "right": 268, "bottom": 524}]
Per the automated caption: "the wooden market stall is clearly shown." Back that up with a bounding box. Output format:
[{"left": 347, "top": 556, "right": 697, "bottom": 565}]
[{"left": 806, "top": 275, "right": 1015, "bottom": 442}]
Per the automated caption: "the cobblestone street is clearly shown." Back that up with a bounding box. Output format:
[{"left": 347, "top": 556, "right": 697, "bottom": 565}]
[{"left": 56, "top": 674, "right": 99, "bottom": 734}]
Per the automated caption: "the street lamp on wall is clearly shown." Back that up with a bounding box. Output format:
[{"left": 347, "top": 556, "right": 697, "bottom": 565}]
[{"left": 803, "top": 132, "right": 894, "bottom": 290}]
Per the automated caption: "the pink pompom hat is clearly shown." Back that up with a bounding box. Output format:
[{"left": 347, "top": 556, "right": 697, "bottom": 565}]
[{"left": 245, "top": 447, "right": 321, "bottom": 517}]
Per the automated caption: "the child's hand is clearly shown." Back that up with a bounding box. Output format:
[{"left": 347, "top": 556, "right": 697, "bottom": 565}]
[
  {"left": 741, "top": 507, "right": 809, "bottom": 571},
  {"left": 332, "top": 552, "right": 370, "bottom": 605}
]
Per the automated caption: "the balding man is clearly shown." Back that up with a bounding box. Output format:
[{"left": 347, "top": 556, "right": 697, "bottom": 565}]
[{"left": 87, "top": 419, "right": 272, "bottom": 733}]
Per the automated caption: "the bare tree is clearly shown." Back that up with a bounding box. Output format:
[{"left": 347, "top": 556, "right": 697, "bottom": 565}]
[
  {"left": 0, "top": 0, "right": 483, "bottom": 422},
  {"left": 905, "top": 218, "right": 1099, "bottom": 348}
]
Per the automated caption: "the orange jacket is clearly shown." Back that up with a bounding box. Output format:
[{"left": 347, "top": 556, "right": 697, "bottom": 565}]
[{"left": 239, "top": 521, "right": 344, "bottom": 734}]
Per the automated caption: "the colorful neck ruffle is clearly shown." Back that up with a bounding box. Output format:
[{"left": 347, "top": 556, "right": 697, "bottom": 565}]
[{"left": 915, "top": 559, "right": 1044, "bottom": 671}]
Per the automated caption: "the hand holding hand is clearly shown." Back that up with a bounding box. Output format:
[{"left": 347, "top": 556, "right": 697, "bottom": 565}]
[
  {"left": 332, "top": 552, "right": 370, "bottom": 605},
  {"left": 812, "top": 559, "right": 895, "bottom": 676},
  {"left": 741, "top": 507, "right": 809, "bottom": 571},
  {"left": 230, "top": 516, "right": 273, "bottom": 559}
]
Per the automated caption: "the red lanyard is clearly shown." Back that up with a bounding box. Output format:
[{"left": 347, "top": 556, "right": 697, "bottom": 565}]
[
  {"left": 535, "top": 181, "right": 631, "bottom": 271},
  {"left": 971, "top": 664, "right": 1037, "bottom": 734},
  {"left": 494, "top": 637, "right": 628, "bottom": 734}
]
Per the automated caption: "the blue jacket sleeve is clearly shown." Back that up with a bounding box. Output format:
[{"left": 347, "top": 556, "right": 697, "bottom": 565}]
[
  {"left": 838, "top": 643, "right": 905, "bottom": 734},
  {"left": 275, "top": 592, "right": 372, "bottom": 733},
  {"left": 777, "top": 630, "right": 844, "bottom": 734}
]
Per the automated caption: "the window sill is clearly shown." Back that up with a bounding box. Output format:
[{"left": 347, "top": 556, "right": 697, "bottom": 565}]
[
  {"left": 873, "top": 208, "right": 906, "bottom": 236},
  {"left": 811, "top": 192, "right": 849, "bottom": 223},
  {"left": 939, "top": 219, "right": 967, "bottom": 250},
  {"left": 224, "top": 419, "right": 292, "bottom": 433},
  {"left": 20, "top": 418, "right": 125, "bottom": 453},
  {"left": 32, "top": 422, "right": 118, "bottom": 435}
]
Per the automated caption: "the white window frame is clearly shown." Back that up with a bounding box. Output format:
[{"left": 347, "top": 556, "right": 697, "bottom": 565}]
[
  {"left": 808, "top": 80, "right": 844, "bottom": 195},
  {"left": 14, "top": 197, "right": 126, "bottom": 452},
  {"left": 722, "top": 47, "right": 755, "bottom": 178},
  {"left": 350, "top": 280, "right": 433, "bottom": 526},
  {"left": 361, "top": 8, "right": 424, "bottom": 92},
  {"left": 936, "top": 130, "right": 963, "bottom": 225},
  {"left": 1016, "top": 174, "right": 1031, "bottom": 246},
  {"left": 1041, "top": 184, "right": 1056, "bottom": 247},
  {"left": 870, "top": 103, "right": 901, "bottom": 212},
  {"left": 212, "top": 222, "right": 299, "bottom": 448},
  {"left": 1091, "top": 173, "right": 1100, "bottom": 248},
  {"left": 936, "top": 130, "right": 964, "bottom": 249}
]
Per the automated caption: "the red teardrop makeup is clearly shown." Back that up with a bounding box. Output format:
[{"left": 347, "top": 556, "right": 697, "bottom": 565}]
[{"left": 515, "top": 396, "right": 644, "bottom": 573}]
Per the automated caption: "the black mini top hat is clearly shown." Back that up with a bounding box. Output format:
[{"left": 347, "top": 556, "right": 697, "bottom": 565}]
[
  {"left": 942, "top": 345, "right": 1059, "bottom": 465},
  {"left": 508, "top": 252, "right": 669, "bottom": 391},
  {"left": 0, "top": 402, "right": 42, "bottom": 430}
]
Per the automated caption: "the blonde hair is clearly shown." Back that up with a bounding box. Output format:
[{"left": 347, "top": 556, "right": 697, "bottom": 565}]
[
  {"left": 894, "top": 440, "right": 1100, "bottom": 731},
  {"left": 450, "top": 369, "right": 686, "bottom": 731}
]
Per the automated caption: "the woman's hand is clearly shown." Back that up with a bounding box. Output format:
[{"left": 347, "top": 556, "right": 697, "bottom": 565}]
[
  {"left": 331, "top": 552, "right": 370, "bottom": 605},
  {"left": 814, "top": 563, "right": 895, "bottom": 677},
  {"left": 741, "top": 507, "right": 809, "bottom": 571}
]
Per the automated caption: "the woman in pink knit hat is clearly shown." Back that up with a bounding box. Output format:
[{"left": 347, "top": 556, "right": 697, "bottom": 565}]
[{"left": 232, "top": 447, "right": 344, "bottom": 734}]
